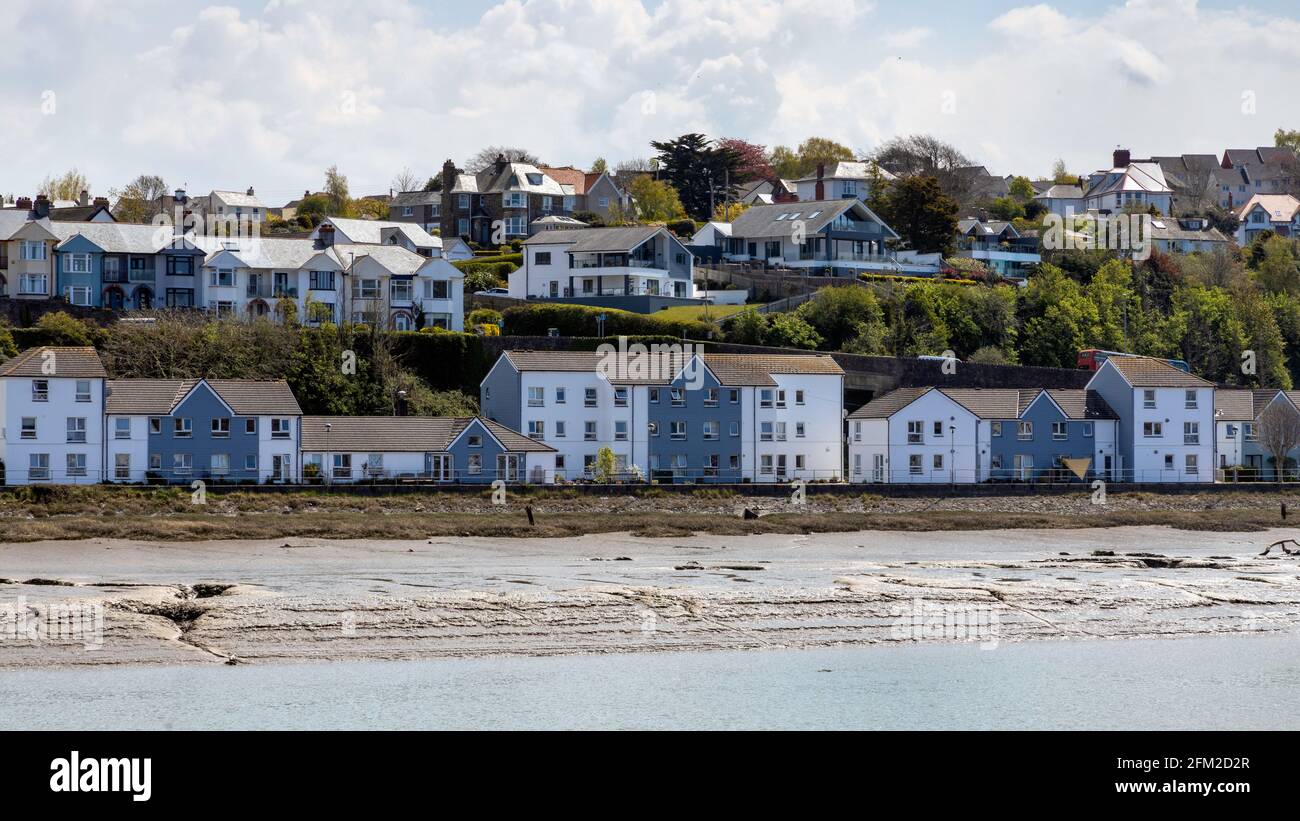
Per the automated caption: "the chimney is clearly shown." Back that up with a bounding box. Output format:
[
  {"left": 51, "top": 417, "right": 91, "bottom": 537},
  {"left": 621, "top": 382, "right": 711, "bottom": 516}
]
[
  {"left": 395, "top": 390, "right": 409, "bottom": 417},
  {"left": 79, "top": 189, "right": 89, "bottom": 207},
  {"left": 33, "top": 195, "right": 51, "bottom": 218},
  {"left": 317, "top": 223, "right": 336, "bottom": 248},
  {"left": 174, "top": 188, "right": 188, "bottom": 205},
  {"left": 16, "top": 196, "right": 32, "bottom": 212},
  {"left": 815, "top": 163, "right": 826, "bottom": 200},
  {"left": 442, "top": 158, "right": 457, "bottom": 196},
  {"left": 1113, "top": 148, "right": 1131, "bottom": 168},
  {"left": 92, "top": 197, "right": 109, "bottom": 208},
  {"left": 494, "top": 153, "right": 508, "bottom": 174},
  {"left": 246, "top": 186, "right": 255, "bottom": 197}
]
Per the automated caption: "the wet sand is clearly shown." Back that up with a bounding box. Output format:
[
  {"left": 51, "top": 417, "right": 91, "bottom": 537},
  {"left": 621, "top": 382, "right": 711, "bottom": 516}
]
[{"left": 3, "top": 526, "right": 1300, "bottom": 669}]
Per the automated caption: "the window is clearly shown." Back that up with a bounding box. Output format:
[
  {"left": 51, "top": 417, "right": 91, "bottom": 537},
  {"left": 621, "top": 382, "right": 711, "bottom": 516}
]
[
  {"left": 1185, "top": 390, "right": 1198, "bottom": 409},
  {"left": 991, "top": 421, "right": 1003, "bottom": 437},
  {"left": 245, "top": 454, "right": 258, "bottom": 472},
  {"left": 1184, "top": 421, "right": 1200, "bottom": 445},
  {"left": 75, "top": 380, "right": 91, "bottom": 402},
  {"left": 795, "top": 390, "right": 805, "bottom": 405},
  {"left": 1244, "top": 423, "right": 1257, "bottom": 441},
  {"left": 115, "top": 454, "right": 131, "bottom": 480},
  {"left": 332, "top": 454, "right": 352, "bottom": 479},
  {"left": 212, "top": 418, "right": 231, "bottom": 438},
  {"left": 729, "top": 389, "right": 740, "bottom": 404},
  {"left": 1143, "top": 390, "right": 1156, "bottom": 409},
  {"left": 795, "top": 422, "right": 805, "bottom": 438},
  {"left": 352, "top": 279, "right": 380, "bottom": 300},
  {"left": 309, "top": 271, "right": 335, "bottom": 291},
  {"left": 614, "top": 421, "right": 628, "bottom": 441},
  {"left": 670, "top": 421, "right": 687, "bottom": 440},
  {"left": 853, "top": 421, "right": 861, "bottom": 442},
  {"left": 271, "top": 419, "right": 292, "bottom": 439},
  {"left": 390, "top": 280, "right": 413, "bottom": 302},
  {"left": 458, "top": 194, "right": 470, "bottom": 209},
  {"left": 775, "top": 422, "right": 787, "bottom": 442},
  {"left": 402, "top": 206, "right": 414, "bottom": 217},
  {"left": 366, "top": 454, "right": 384, "bottom": 477},
  {"left": 246, "top": 418, "right": 257, "bottom": 434},
  {"left": 32, "top": 380, "right": 49, "bottom": 402},
  {"left": 210, "top": 268, "right": 234, "bottom": 287},
  {"left": 458, "top": 219, "right": 469, "bottom": 236},
  {"left": 907, "top": 421, "right": 923, "bottom": 444},
  {"left": 467, "top": 454, "right": 483, "bottom": 475},
  {"left": 776, "top": 391, "right": 787, "bottom": 409},
  {"left": 933, "top": 421, "right": 943, "bottom": 437},
  {"left": 704, "top": 455, "right": 720, "bottom": 478},
  {"left": 1143, "top": 421, "right": 1163, "bottom": 438},
  {"left": 503, "top": 192, "right": 526, "bottom": 208},
  {"left": 555, "top": 388, "right": 566, "bottom": 404},
  {"left": 1051, "top": 422, "right": 1067, "bottom": 440},
  {"left": 149, "top": 418, "right": 162, "bottom": 435},
  {"left": 167, "top": 256, "right": 193, "bottom": 276},
  {"left": 21, "top": 240, "right": 47, "bottom": 261},
  {"left": 649, "top": 388, "right": 659, "bottom": 404},
  {"left": 19, "top": 273, "right": 49, "bottom": 294},
  {"left": 585, "top": 388, "right": 598, "bottom": 407},
  {"left": 66, "top": 417, "right": 87, "bottom": 443},
  {"left": 730, "top": 421, "right": 740, "bottom": 438},
  {"left": 760, "top": 390, "right": 774, "bottom": 408},
  {"left": 528, "top": 387, "right": 545, "bottom": 407},
  {"left": 584, "top": 421, "right": 597, "bottom": 441},
  {"left": 1017, "top": 422, "right": 1033, "bottom": 441},
  {"left": 173, "top": 453, "right": 193, "bottom": 475},
  {"left": 648, "top": 421, "right": 659, "bottom": 437},
  {"left": 175, "top": 418, "right": 193, "bottom": 438},
  {"left": 64, "top": 286, "right": 92, "bottom": 306},
  {"left": 760, "top": 422, "right": 774, "bottom": 442},
  {"left": 149, "top": 454, "right": 161, "bottom": 471},
  {"left": 555, "top": 455, "right": 566, "bottom": 473},
  {"left": 990, "top": 454, "right": 1002, "bottom": 470},
  {"left": 703, "top": 421, "right": 720, "bottom": 440},
  {"left": 1185, "top": 454, "right": 1199, "bottom": 475},
  {"left": 211, "top": 454, "right": 230, "bottom": 476},
  {"left": 504, "top": 216, "right": 527, "bottom": 236},
  {"left": 536, "top": 252, "right": 552, "bottom": 265},
  {"left": 794, "top": 455, "right": 805, "bottom": 471},
  {"left": 909, "top": 454, "right": 923, "bottom": 475},
  {"left": 28, "top": 454, "right": 50, "bottom": 480},
  {"left": 761, "top": 455, "right": 774, "bottom": 475},
  {"left": 614, "top": 387, "right": 628, "bottom": 407},
  {"left": 1082, "top": 422, "right": 1094, "bottom": 437},
  {"left": 467, "top": 435, "right": 483, "bottom": 447},
  {"left": 584, "top": 454, "right": 598, "bottom": 476},
  {"left": 670, "top": 388, "right": 685, "bottom": 407},
  {"left": 20, "top": 417, "right": 36, "bottom": 439},
  {"left": 704, "top": 388, "right": 719, "bottom": 407},
  {"left": 528, "top": 420, "right": 545, "bottom": 440},
  {"left": 933, "top": 454, "right": 944, "bottom": 470}
]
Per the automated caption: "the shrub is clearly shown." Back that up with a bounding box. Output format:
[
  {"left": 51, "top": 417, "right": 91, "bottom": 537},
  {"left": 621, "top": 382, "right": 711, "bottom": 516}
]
[
  {"left": 501, "top": 304, "right": 713, "bottom": 338},
  {"left": 468, "top": 308, "right": 503, "bottom": 327}
]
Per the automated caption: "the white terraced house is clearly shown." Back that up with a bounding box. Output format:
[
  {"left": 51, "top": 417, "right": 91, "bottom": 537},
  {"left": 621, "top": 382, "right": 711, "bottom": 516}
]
[
  {"left": 479, "top": 350, "right": 845, "bottom": 483},
  {"left": 0, "top": 347, "right": 107, "bottom": 485},
  {"left": 512, "top": 225, "right": 695, "bottom": 305},
  {"left": 198, "top": 223, "right": 463, "bottom": 330}
]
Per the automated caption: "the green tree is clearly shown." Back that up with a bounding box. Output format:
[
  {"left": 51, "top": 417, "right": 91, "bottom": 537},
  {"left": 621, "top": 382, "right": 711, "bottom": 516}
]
[
  {"left": 1008, "top": 176, "right": 1036, "bottom": 202},
  {"left": 35, "top": 311, "right": 96, "bottom": 346},
  {"left": 1085, "top": 259, "right": 1135, "bottom": 351},
  {"left": 39, "top": 168, "right": 90, "bottom": 201},
  {"left": 650, "top": 133, "right": 743, "bottom": 220},
  {"left": 873, "top": 175, "right": 959, "bottom": 254},
  {"left": 590, "top": 157, "right": 608, "bottom": 174},
  {"left": 725, "top": 309, "right": 769, "bottom": 345},
  {"left": 594, "top": 446, "right": 617, "bottom": 482},
  {"left": 324, "top": 165, "right": 351, "bottom": 216},
  {"left": 626, "top": 175, "right": 686, "bottom": 222},
  {"left": 0, "top": 325, "right": 17, "bottom": 360},
  {"left": 793, "top": 286, "right": 885, "bottom": 351},
  {"left": 1253, "top": 236, "right": 1300, "bottom": 294},
  {"left": 1016, "top": 265, "right": 1099, "bottom": 367},
  {"left": 764, "top": 312, "right": 823, "bottom": 350}
]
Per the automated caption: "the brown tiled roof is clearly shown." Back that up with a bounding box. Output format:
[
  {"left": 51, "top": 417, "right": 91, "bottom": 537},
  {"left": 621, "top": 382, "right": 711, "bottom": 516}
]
[
  {"left": 1215, "top": 390, "right": 1258, "bottom": 421},
  {"left": 701, "top": 354, "right": 844, "bottom": 385},
  {"left": 0, "top": 346, "right": 106, "bottom": 378},
  {"left": 848, "top": 387, "right": 930, "bottom": 419},
  {"left": 538, "top": 166, "right": 589, "bottom": 195},
  {"left": 1104, "top": 357, "right": 1213, "bottom": 387},
  {"left": 1041, "top": 389, "right": 1119, "bottom": 420},
  {"left": 105, "top": 379, "right": 301, "bottom": 416},
  {"left": 941, "top": 389, "right": 1024, "bottom": 419},
  {"left": 300, "top": 416, "right": 553, "bottom": 453}
]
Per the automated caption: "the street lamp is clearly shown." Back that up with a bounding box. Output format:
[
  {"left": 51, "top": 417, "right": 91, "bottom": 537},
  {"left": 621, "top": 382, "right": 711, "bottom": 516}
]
[
  {"left": 950, "top": 424, "right": 957, "bottom": 488},
  {"left": 325, "top": 422, "right": 332, "bottom": 485}
]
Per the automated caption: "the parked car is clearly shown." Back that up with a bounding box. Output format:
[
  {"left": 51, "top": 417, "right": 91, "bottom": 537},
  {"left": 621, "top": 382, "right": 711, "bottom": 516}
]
[{"left": 475, "top": 288, "right": 509, "bottom": 297}]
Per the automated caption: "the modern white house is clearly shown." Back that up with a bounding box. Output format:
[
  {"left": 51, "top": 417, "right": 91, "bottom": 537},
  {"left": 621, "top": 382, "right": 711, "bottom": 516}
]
[
  {"left": 1082, "top": 151, "right": 1174, "bottom": 216},
  {"left": 790, "top": 162, "right": 894, "bottom": 203},
  {"left": 1085, "top": 356, "right": 1216, "bottom": 483},
  {"left": 1235, "top": 194, "right": 1300, "bottom": 244},
  {"left": 0, "top": 347, "right": 108, "bottom": 485},
  {"left": 1033, "top": 184, "right": 1085, "bottom": 218},
  {"left": 299, "top": 416, "right": 557, "bottom": 484},
  {"left": 311, "top": 218, "right": 442, "bottom": 257},
  {"left": 848, "top": 388, "right": 1119, "bottom": 484},
  {"left": 480, "top": 350, "right": 845, "bottom": 483},
  {"left": 1147, "top": 217, "right": 1231, "bottom": 255},
  {"left": 953, "top": 219, "right": 1041, "bottom": 280},
  {"left": 511, "top": 225, "right": 695, "bottom": 308}
]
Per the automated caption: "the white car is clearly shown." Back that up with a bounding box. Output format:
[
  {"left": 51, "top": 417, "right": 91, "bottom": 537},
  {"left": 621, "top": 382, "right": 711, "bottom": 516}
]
[{"left": 474, "top": 288, "right": 509, "bottom": 297}]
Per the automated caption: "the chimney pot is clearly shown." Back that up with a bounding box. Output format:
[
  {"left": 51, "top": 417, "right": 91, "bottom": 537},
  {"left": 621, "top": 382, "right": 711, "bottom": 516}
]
[
  {"left": 247, "top": 186, "right": 255, "bottom": 196},
  {"left": 16, "top": 196, "right": 32, "bottom": 211},
  {"left": 1114, "top": 149, "right": 1131, "bottom": 168},
  {"left": 79, "top": 189, "right": 89, "bottom": 207},
  {"left": 33, "top": 195, "right": 50, "bottom": 218},
  {"left": 318, "top": 223, "right": 336, "bottom": 248}
]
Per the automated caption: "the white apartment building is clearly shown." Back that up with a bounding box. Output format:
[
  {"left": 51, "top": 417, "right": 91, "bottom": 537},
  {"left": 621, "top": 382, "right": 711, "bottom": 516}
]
[
  {"left": 512, "top": 225, "right": 695, "bottom": 303},
  {"left": 0, "top": 347, "right": 107, "bottom": 485}
]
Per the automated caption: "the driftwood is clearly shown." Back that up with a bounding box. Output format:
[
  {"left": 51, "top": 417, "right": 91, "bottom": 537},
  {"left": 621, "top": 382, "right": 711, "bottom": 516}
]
[{"left": 1260, "top": 539, "right": 1300, "bottom": 557}]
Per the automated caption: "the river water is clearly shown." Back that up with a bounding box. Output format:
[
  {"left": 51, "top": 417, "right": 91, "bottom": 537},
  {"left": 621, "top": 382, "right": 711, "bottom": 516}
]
[{"left": 3, "top": 634, "right": 1298, "bottom": 730}]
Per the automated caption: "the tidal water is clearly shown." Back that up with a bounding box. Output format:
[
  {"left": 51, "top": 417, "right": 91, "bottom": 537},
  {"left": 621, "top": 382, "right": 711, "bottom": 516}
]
[{"left": 4, "top": 635, "right": 1298, "bottom": 730}]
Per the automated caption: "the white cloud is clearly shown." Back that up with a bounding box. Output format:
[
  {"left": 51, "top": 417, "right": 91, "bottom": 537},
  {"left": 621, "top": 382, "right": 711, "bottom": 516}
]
[{"left": 0, "top": 0, "right": 1297, "bottom": 202}]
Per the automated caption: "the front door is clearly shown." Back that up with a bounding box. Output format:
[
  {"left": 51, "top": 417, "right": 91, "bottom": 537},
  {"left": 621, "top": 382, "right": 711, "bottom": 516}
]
[
  {"left": 1103, "top": 455, "right": 1113, "bottom": 481},
  {"left": 873, "top": 454, "right": 885, "bottom": 483},
  {"left": 272, "top": 454, "right": 290, "bottom": 482}
]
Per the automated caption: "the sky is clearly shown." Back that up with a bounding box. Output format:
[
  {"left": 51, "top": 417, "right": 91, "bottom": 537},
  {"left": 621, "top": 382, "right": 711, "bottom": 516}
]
[{"left": 2, "top": 0, "right": 1299, "bottom": 205}]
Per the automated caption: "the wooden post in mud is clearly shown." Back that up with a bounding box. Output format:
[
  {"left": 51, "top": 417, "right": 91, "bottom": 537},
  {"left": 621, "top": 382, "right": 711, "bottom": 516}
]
[
  {"left": 1283, "top": 503, "right": 1288, "bottom": 521},
  {"left": 526, "top": 505, "right": 535, "bottom": 527}
]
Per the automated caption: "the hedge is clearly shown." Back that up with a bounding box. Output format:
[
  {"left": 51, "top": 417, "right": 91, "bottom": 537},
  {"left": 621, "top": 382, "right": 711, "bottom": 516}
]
[
  {"left": 452, "top": 253, "right": 522, "bottom": 271},
  {"left": 501, "top": 304, "right": 713, "bottom": 339},
  {"left": 387, "top": 330, "right": 490, "bottom": 393}
]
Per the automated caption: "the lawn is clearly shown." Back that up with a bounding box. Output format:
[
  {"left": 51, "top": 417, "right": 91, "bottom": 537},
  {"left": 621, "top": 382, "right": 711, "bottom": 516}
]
[{"left": 653, "top": 303, "right": 759, "bottom": 323}]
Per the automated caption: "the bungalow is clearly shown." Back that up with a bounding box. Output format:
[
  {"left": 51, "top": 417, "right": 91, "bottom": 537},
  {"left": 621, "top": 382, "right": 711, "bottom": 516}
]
[
  {"left": 299, "top": 416, "right": 556, "bottom": 484},
  {"left": 1033, "top": 184, "right": 1085, "bottom": 218},
  {"left": 847, "top": 388, "right": 1118, "bottom": 484},
  {"left": 1147, "top": 217, "right": 1231, "bottom": 255},
  {"left": 105, "top": 379, "right": 302, "bottom": 484},
  {"left": 1085, "top": 356, "right": 1215, "bottom": 483}
]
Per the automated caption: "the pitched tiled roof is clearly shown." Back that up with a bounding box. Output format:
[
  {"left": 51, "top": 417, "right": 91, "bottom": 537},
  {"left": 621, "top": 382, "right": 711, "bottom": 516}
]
[
  {"left": 105, "top": 379, "right": 302, "bottom": 415},
  {"left": 1103, "top": 356, "right": 1213, "bottom": 387},
  {"left": 522, "top": 225, "right": 663, "bottom": 252},
  {"left": 940, "top": 389, "right": 1024, "bottom": 419},
  {"left": 849, "top": 387, "right": 930, "bottom": 419},
  {"left": 390, "top": 190, "right": 440, "bottom": 207},
  {"left": 1235, "top": 194, "right": 1300, "bottom": 223},
  {"left": 1040, "top": 389, "right": 1119, "bottom": 420},
  {"left": 729, "top": 198, "right": 865, "bottom": 240},
  {"left": 701, "top": 354, "right": 843, "bottom": 385},
  {"left": 538, "top": 166, "right": 589, "bottom": 195},
  {"left": 1214, "top": 389, "right": 1257, "bottom": 421},
  {"left": 0, "top": 346, "right": 107, "bottom": 378},
  {"left": 300, "top": 416, "right": 553, "bottom": 453}
]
